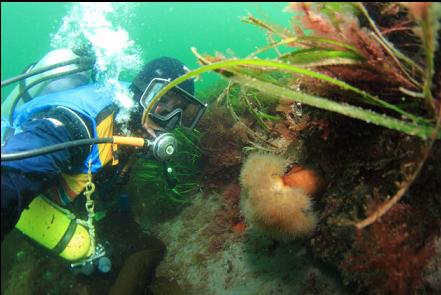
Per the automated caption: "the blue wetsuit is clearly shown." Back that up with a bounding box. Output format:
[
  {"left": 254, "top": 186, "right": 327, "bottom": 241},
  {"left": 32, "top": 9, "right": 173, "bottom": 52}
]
[
  {"left": 1, "top": 118, "right": 75, "bottom": 240},
  {"left": 1, "top": 82, "right": 126, "bottom": 241}
]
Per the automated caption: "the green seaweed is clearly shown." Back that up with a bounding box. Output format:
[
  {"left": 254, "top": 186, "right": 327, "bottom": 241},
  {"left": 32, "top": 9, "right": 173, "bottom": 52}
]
[
  {"left": 150, "top": 57, "right": 439, "bottom": 140},
  {"left": 279, "top": 48, "right": 364, "bottom": 66},
  {"left": 146, "top": 3, "right": 439, "bottom": 143},
  {"left": 132, "top": 128, "right": 202, "bottom": 204}
]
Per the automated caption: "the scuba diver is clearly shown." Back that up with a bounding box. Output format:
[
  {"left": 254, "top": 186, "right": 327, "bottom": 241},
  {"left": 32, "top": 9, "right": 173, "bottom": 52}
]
[{"left": 1, "top": 48, "right": 207, "bottom": 273}]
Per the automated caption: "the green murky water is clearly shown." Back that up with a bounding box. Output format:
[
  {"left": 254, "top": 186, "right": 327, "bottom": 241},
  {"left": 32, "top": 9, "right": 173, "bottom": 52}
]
[{"left": 1, "top": 2, "right": 290, "bottom": 99}]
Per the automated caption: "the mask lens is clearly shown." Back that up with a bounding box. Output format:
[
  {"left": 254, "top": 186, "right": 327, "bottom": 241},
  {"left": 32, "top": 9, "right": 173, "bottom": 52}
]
[
  {"left": 140, "top": 79, "right": 166, "bottom": 110},
  {"left": 152, "top": 88, "right": 204, "bottom": 129},
  {"left": 181, "top": 103, "right": 203, "bottom": 127},
  {"left": 152, "top": 89, "right": 187, "bottom": 116},
  {"left": 141, "top": 78, "right": 206, "bottom": 131}
]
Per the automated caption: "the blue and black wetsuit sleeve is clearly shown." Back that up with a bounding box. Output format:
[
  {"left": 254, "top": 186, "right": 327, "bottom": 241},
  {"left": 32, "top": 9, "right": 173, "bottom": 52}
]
[{"left": 1, "top": 118, "right": 75, "bottom": 241}]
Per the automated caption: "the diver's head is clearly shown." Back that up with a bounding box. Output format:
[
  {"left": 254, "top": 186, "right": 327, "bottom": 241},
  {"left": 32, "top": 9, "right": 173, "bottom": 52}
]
[{"left": 129, "top": 57, "right": 206, "bottom": 138}]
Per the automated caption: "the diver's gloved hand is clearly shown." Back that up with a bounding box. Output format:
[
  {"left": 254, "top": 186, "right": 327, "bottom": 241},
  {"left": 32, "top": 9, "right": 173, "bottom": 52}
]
[
  {"left": 114, "top": 156, "right": 137, "bottom": 186},
  {"left": 115, "top": 170, "right": 130, "bottom": 186}
]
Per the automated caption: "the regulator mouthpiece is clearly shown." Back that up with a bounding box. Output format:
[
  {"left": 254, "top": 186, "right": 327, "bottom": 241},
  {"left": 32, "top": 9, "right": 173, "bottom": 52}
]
[{"left": 149, "top": 133, "right": 177, "bottom": 161}]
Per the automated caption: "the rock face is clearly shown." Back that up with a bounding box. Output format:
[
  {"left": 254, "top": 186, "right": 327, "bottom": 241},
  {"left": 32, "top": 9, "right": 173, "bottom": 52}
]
[{"left": 150, "top": 193, "right": 346, "bottom": 295}]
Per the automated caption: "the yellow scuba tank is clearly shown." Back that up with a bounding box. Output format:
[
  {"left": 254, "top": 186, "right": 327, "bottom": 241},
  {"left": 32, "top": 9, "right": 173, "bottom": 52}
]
[{"left": 15, "top": 195, "right": 93, "bottom": 262}]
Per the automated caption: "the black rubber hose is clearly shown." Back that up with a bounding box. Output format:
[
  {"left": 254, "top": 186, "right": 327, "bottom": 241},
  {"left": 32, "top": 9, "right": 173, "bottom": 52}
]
[
  {"left": 8, "top": 66, "right": 92, "bottom": 125},
  {"left": 1, "top": 137, "right": 114, "bottom": 162},
  {"left": 1, "top": 57, "right": 94, "bottom": 88}
]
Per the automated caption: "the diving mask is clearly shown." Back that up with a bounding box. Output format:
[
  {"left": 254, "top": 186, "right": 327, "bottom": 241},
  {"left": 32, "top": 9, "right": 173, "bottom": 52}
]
[{"left": 139, "top": 78, "right": 207, "bottom": 132}]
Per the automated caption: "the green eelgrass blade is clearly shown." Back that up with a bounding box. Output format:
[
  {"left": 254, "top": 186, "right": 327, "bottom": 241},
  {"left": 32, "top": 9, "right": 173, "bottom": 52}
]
[
  {"left": 152, "top": 57, "right": 438, "bottom": 139},
  {"left": 230, "top": 73, "right": 439, "bottom": 140},
  {"left": 153, "top": 57, "right": 427, "bottom": 123},
  {"left": 279, "top": 48, "right": 364, "bottom": 66}
]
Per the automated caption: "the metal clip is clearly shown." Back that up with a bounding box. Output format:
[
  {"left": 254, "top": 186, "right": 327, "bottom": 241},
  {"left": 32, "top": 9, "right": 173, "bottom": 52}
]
[{"left": 70, "top": 244, "right": 106, "bottom": 268}]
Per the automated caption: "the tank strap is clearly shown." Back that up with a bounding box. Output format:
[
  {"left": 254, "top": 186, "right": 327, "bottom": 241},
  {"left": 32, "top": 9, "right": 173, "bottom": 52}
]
[{"left": 52, "top": 218, "right": 78, "bottom": 255}]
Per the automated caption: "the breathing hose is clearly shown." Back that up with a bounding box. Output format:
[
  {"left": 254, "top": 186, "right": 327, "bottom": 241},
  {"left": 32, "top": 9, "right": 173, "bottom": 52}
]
[
  {"left": 1, "top": 57, "right": 95, "bottom": 125},
  {"left": 1, "top": 136, "right": 147, "bottom": 162},
  {"left": 1, "top": 133, "right": 177, "bottom": 162},
  {"left": 1, "top": 57, "right": 94, "bottom": 88},
  {"left": 7, "top": 66, "right": 92, "bottom": 125}
]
